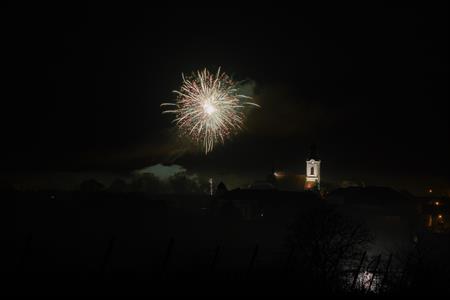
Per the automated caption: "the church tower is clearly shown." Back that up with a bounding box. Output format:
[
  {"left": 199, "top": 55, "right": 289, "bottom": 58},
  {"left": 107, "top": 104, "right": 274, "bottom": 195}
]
[{"left": 305, "top": 145, "right": 321, "bottom": 190}]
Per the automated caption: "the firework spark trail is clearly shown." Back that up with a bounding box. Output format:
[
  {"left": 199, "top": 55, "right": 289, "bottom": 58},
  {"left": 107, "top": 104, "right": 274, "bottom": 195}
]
[{"left": 161, "top": 68, "right": 259, "bottom": 154}]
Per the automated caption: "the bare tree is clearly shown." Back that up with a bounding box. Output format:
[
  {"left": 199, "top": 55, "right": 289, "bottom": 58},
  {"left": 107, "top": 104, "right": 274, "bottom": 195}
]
[{"left": 287, "top": 205, "right": 372, "bottom": 292}]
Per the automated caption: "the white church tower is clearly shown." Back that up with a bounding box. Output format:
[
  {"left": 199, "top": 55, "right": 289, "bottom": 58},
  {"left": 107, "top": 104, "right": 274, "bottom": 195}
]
[{"left": 305, "top": 145, "right": 321, "bottom": 190}]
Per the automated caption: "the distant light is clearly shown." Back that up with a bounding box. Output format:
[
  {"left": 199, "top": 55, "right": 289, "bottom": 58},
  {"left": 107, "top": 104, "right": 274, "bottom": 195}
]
[
  {"left": 260, "top": 212, "right": 264, "bottom": 217},
  {"left": 435, "top": 201, "right": 440, "bottom": 206},
  {"left": 429, "top": 188, "right": 433, "bottom": 194},
  {"left": 274, "top": 171, "right": 284, "bottom": 178},
  {"left": 209, "top": 178, "right": 213, "bottom": 196},
  {"left": 438, "top": 214, "right": 443, "bottom": 219}
]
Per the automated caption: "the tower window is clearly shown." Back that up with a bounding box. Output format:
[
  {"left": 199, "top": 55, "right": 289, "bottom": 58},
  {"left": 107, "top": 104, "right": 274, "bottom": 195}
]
[{"left": 311, "top": 167, "right": 314, "bottom": 175}]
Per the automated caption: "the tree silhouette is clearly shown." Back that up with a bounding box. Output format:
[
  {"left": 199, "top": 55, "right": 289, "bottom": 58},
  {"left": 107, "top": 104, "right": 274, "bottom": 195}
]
[
  {"left": 130, "top": 173, "right": 166, "bottom": 193},
  {"left": 79, "top": 179, "right": 104, "bottom": 192},
  {"left": 108, "top": 178, "right": 129, "bottom": 193},
  {"left": 168, "top": 172, "right": 201, "bottom": 194},
  {"left": 288, "top": 205, "right": 372, "bottom": 291}
]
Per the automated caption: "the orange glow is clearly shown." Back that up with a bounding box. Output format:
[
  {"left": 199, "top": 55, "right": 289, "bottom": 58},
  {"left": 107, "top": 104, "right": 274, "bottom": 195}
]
[
  {"left": 273, "top": 171, "right": 285, "bottom": 178},
  {"left": 428, "top": 188, "right": 433, "bottom": 193},
  {"left": 305, "top": 181, "right": 315, "bottom": 190},
  {"left": 427, "top": 215, "right": 433, "bottom": 227},
  {"left": 435, "top": 201, "right": 440, "bottom": 206}
]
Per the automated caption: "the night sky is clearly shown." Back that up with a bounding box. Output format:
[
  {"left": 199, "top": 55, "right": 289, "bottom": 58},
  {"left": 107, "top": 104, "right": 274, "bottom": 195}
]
[{"left": 2, "top": 3, "right": 448, "bottom": 194}]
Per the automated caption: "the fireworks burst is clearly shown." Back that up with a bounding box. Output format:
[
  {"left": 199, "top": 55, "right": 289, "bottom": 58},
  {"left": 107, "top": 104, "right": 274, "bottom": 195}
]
[{"left": 161, "top": 68, "right": 259, "bottom": 154}]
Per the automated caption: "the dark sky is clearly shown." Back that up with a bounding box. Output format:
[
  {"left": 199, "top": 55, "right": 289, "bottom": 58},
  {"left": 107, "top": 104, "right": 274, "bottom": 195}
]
[{"left": 2, "top": 3, "right": 449, "bottom": 193}]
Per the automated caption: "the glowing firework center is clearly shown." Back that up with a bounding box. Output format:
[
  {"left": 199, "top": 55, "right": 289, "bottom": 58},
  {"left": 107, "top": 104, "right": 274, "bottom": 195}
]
[
  {"left": 161, "top": 68, "right": 259, "bottom": 154},
  {"left": 203, "top": 102, "right": 216, "bottom": 115}
]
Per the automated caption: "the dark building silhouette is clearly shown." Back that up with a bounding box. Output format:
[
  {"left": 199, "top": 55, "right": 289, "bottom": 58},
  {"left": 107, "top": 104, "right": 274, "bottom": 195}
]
[{"left": 215, "top": 181, "right": 228, "bottom": 197}]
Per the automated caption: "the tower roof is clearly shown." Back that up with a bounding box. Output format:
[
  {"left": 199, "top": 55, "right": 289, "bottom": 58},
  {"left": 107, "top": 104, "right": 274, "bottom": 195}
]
[{"left": 307, "top": 144, "right": 320, "bottom": 160}]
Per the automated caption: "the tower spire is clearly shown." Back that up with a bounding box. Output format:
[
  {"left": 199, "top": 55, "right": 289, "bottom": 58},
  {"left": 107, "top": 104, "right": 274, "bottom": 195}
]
[{"left": 305, "top": 144, "right": 321, "bottom": 191}]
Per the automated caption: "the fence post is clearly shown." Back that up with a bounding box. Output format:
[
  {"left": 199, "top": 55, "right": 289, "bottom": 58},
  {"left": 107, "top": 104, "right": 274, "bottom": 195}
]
[
  {"left": 380, "top": 253, "right": 392, "bottom": 293},
  {"left": 210, "top": 244, "right": 221, "bottom": 274},
  {"left": 246, "top": 244, "right": 259, "bottom": 279},
  {"left": 367, "top": 254, "right": 381, "bottom": 293},
  {"left": 161, "top": 237, "right": 174, "bottom": 279},
  {"left": 17, "top": 233, "right": 33, "bottom": 273},
  {"left": 100, "top": 236, "right": 115, "bottom": 274},
  {"left": 398, "top": 254, "right": 410, "bottom": 289},
  {"left": 283, "top": 245, "right": 295, "bottom": 277},
  {"left": 351, "top": 251, "right": 366, "bottom": 290}
]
